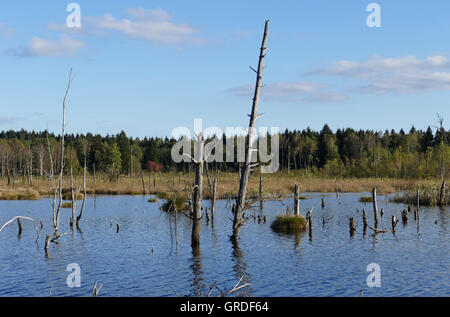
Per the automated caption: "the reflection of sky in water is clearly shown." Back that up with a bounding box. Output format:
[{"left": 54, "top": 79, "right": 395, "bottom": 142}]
[{"left": 0, "top": 193, "right": 448, "bottom": 297}]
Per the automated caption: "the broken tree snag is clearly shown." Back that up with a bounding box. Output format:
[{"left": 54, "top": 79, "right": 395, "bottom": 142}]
[
  {"left": 232, "top": 20, "right": 269, "bottom": 242},
  {"left": 349, "top": 218, "right": 356, "bottom": 236},
  {"left": 363, "top": 209, "right": 368, "bottom": 229},
  {"left": 294, "top": 184, "right": 300, "bottom": 216},
  {"left": 321, "top": 197, "right": 325, "bottom": 209},
  {"left": 392, "top": 216, "right": 399, "bottom": 233},
  {"left": 44, "top": 234, "right": 50, "bottom": 256},
  {"left": 372, "top": 188, "right": 379, "bottom": 229},
  {"left": 306, "top": 207, "right": 314, "bottom": 238},
  {"left": 191, "top": 133, "right": 204, "bottom": 250},
  {"left": 116, "top": 223, "right": 120, "bottom": 233},
  {"left": 402, "top": 210, "right": 408, "bottom": 223},
  {"left": 17, "top": 218, "right": 23, "bottom": 237},
  {"left": 92, "top": 281, "right": 103, "bottom": 297}
]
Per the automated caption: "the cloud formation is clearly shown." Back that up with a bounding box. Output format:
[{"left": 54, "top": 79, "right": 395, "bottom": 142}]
[
  {"left": 0, "top": 22, "right": 15, "bottom": 38},
  {"left": 89, "top": 7, "right": 203, "bottom": 45},
  {"left": 0, "top": 116, "right": 23, "bottom": 125},
  {"left": 10, "top": 36, "right": 85, "bottom": 57},
  {"left": 308, "top": 54, "right": 450, "bottom": 94},
  {"left": 230, "top": 81, "right": 348, "bottom": 103}
]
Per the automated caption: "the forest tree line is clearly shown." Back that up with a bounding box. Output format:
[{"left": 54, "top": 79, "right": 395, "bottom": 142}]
[{"left": 0, "top": 124, "right": 448, "bottom": 183}]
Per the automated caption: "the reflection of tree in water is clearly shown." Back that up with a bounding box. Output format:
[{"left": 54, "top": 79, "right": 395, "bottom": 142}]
[
  {"left": 189, "top": 248, "right": 205, "bottom": 297},
  {"left": 231, "top": 240, "right": 252, "bottom": 296}
]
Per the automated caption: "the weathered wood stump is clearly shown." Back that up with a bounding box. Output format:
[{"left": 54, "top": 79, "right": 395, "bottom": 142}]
[
  {"left": 402, "top": 210, "right": 408, "bottom": 223},
  {"left": 294, "top": 184, "right": 300, "bottom": 216},
  {"left": 349, "top": 218, "right": 356, "bottom": 236}
]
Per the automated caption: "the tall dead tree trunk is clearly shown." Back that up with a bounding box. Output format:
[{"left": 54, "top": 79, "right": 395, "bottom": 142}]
[
  {"left": 55, "top": 68, "right": 73, "bottom": 233},
  {"left": 231, "top": 20, "right": 269, "bottom": 242},
  {"left": 191, "top": 134, "right": 204, "bottom": 250}
]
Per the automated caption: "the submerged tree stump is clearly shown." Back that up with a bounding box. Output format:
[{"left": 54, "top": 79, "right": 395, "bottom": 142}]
[
  {"left": 402, "top": 210, "right": 408, "bottom": 223},
  {"left": 372, "top": 188, "right": 379, "bottom": 229},
  {"left": 363, "top": 209, "right": 368, "bottom": 229},
  {"left": 17, "top": 218, "right": 23, "bottom": 237},
  {"left": 44, "top": 234, "right": 50, "bottom": 257},
  {"left": 349, "top": 218, "right": 356, "bottom": 236}
]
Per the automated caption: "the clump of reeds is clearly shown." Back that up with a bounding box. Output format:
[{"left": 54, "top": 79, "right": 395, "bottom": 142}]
[
  {"left": 61, "top": 202, "right": 73, "bottom": 208},
  {"left": 393, "top": 183, "right": 448, "bottom": 206},
  {"left": 359, "top": 196, "right": 373, "bottom": 203},
  {"left": 148, "top": 197, "right": 158, "bottom": 203},
  {"left": 62, "top": 191, "right": 84, "bottom": 200},
  {"left": 161, "top": 195, "right": 189, "bottom": 212},
  {"left": 271, "top": 215, "right": 308, "bottom": 234}
]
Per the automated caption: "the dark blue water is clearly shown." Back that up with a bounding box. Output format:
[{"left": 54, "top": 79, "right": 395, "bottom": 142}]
[{"left": 0, "top": 193, "right": 448, "bottom": 297}]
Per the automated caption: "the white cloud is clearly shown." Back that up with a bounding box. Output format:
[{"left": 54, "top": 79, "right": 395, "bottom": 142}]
[
  {"left": 16, "top": 36, "right": 85, "bottom": 57},
  {"left": 89, "top": 8, "right": 203, "bottom": 45},
  {"left": 230, "top": 81, "right": 348, "bottom": 103},
  {"left": 0, "top": 22, "right": 15, "bottom": 38},
  {"left": 308, "top": 54, "right": 450, "bottom": 94},
  {"left": 0, "top": 116, "right": 23, "bottom": 124},
  {"left": 47, "top": 22, "right": 86, "bottom": 35}
]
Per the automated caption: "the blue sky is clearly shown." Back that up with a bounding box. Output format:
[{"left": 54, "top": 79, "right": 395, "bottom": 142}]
[{"left": 0, "top": 0, "right": 449, "bottom": 138}]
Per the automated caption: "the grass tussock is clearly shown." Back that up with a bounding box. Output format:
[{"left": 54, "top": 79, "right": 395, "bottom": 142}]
[
  {"left": 148, "top": 197, "right": 158, "bottom": 203},
  {"left": 271, "top": 215, "right": 308, "bottom": 234},
  {"left": 359, "top": 196, "right": 373, "bottom": 203},
  {"left": 161, "top": 195, "right": 189, "bottom": 212},
  {"left": 61, "top": 202, "right": 73, "bottom": 209},
  {"left": 62, "top": 191, "right": 84, "bottom": 201}
]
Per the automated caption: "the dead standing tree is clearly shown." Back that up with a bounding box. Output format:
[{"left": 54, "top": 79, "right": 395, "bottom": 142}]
[
  {"left": 231, "top": 20, "right": 269, "bottom": 243},
  {"left": 54, "top": 68, "right": 74, "bottom": 234},
  {"left": 191, "top": 134, "right": 204, "bottom": 250}
]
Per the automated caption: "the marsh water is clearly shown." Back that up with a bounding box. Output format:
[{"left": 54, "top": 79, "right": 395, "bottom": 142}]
[{"left": 0, "top": 193, "right": 448, "bottom": 297}]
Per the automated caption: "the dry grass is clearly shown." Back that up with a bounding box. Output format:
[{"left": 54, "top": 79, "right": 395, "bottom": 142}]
[
  {"left": 392, "top": 182, "right": 448, "bottom": 206},
  {"left": 0, "top": 172, "right": 442, "bottom": 201}
]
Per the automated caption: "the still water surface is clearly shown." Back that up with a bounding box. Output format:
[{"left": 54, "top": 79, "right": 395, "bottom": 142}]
[{"left": 0, "top": 193, "right": 448, "bottom": 297}]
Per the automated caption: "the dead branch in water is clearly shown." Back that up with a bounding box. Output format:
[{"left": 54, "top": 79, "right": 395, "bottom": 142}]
[
  {"left": 0, "top": 216, "right": 38, "bottom": 234},
  {"left": 216, "top": 275, "right": 251, "bottom": 297},
  {"left": 92, "top": 281, "right": 103, "bottom": 297}
]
